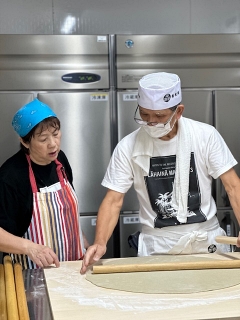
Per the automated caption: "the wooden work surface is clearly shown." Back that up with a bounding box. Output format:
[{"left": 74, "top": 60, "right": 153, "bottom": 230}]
[{"left": 44, "top": 253, "right": 240, "bottom": 320}]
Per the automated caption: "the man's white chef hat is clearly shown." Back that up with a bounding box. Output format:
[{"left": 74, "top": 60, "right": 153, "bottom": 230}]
[{"left": 137, "top": 72, "right": 182, "bottom": 110}]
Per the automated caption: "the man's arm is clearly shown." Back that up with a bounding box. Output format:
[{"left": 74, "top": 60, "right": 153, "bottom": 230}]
[
  {"left": 220, "top": 168, "right": 240, "bottom": 246},
  {"left": 80, "top": 189, "right": 124, "bottom": 274}
]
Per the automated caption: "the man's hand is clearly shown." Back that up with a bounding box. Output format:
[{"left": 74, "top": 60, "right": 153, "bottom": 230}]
[
  {"left": 237, "top": 231, "right": 240, "bottom": 247},
  {"left": 80, "top": 244, "right": 106, "bottom": 274}
]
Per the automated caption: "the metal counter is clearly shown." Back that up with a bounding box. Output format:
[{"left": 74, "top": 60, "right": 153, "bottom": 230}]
[{"left": 23, "top": 269, "right": 53, "bottom": 320}]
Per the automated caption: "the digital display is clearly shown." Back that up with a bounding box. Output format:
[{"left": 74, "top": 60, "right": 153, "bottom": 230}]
[
  {"left": 62, "top": 73, "right": 101, "bottom": 83},
  {"left": 79, "top": 75, "right": 94, "bottom": 81}
]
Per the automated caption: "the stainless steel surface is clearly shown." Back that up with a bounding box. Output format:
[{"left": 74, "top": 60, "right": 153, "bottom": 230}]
[
  {"left": 0, "top": 93, "right": 34, "bottom": 166},
  {"left": 214, "top": 90, "right": 240, "bottom": 207},
  {"left": 80, "top": 215, "right": 114, "bottom": 258},
  {"left": 38, "top": 92, "right": 111, "bottom": 213},
  {"left": 116, "top": 91, "right": 139, "bottom": 212},
  {"left": 119, "top": 212, "right": 141, "bottom": 258},
  {"left": 181, "top": 90, "right": 213, "bottom": 124},
  {"left": 23, "top": 268, "right": 53, "bottom": 320},
  {"left": 116, "top": 34, "right": 240, "bottom": 89},
  {"left": 0, "top": 35, "right": 109, "bottom": 90},
  {"left": 117, "top": 91, "right": 139, "bottom": 142}
]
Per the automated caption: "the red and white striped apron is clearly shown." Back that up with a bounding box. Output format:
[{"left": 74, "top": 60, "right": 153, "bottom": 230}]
[{"left": 13, "top": 155, "right": 84, "bottom": 269}]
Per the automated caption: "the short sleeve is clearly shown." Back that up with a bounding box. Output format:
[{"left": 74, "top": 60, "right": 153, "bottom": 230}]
[{"left": 206, "top": 128, "right": 237, "bottom": 179}]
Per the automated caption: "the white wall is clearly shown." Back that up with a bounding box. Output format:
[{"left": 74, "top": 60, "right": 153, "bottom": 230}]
[{"left": 0, "top": 0, "right": 240, "bottom": 34}]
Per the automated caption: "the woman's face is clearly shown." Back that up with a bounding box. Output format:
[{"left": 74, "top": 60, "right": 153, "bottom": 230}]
[{"left": 21, "top": 124, "right": 61, "bottom": 165}]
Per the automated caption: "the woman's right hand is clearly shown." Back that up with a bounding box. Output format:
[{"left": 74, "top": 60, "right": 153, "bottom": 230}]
[
  {"left": 26, "top": 241, "right": 60, "bottom": 268},
  {"left": 0, "top": 228, "right": 60, "bottom": 268}
]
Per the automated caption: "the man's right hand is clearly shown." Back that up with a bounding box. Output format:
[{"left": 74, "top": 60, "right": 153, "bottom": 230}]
[{"left": 80, "top": 244, "right": 106, "bottom": 274}]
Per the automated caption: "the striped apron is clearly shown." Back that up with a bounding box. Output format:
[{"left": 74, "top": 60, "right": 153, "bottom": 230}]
[{"left": 13, "top": 155, "right": 84, "bottom": 269}]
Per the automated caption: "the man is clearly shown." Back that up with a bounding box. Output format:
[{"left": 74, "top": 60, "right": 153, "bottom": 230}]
[{"left": 81, "top": 72, "right": 240, "bottom": 274}]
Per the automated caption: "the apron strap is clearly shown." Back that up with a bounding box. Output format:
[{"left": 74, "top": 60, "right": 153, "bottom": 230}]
[
  {"left": 55, "top": 158, "right": 67, "bottom": 188},
  {"left": 26, "top": 155, "right": 66, "bottom": 193},
  {"left": 26, "top": 155, "right": 38, "bottom": 193}
]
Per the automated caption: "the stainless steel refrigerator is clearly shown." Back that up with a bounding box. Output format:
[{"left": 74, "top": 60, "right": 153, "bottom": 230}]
[
  {"left": 114, "top": 34, "right": 240, "bottom": 256},
  {"left": 0, "top": 35, "right": 114, "bottom": 258}
]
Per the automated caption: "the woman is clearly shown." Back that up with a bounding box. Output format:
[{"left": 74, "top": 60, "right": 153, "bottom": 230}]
[{"left": 0, "top": 98, "right": 88, "bottom": 269}]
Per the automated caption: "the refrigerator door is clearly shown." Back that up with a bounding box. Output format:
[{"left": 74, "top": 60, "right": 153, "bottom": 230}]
[
  {"left": 116, "top": 34, "right": 240, "bottom": 89},
  {"left": 117, "top": 91, "right": 139, "bottom": 142},
  {"left": 38, "top": 92, "right": 111, "bottom": 213},
  {"left": 0, "top": 93, "right": 34, "bottom": 166},
  {"left": 80, "top": 215, "right": 114, "bottom": 258},
  {"left": 117, "top": 91, "right": 139, "bottom": 211},
  {"left": 0, "top": 35, "right": 109, "bottom": 90},
  {"left": 181, "top": 89, "right": 213, "bottom": 124},
  {"left": 119, "top": 213, "right": 141, "bottom": 258},
  {"left": 214, "top": 90, "right": 240, "bottom": 207}
]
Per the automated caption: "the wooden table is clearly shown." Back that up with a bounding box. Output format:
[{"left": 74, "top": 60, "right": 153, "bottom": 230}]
[{"left": 44, "top": 253, "right": 240, "bottom": 320}]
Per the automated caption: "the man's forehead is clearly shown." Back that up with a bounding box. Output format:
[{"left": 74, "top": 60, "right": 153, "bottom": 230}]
[{"left": 139, "top": 105, "right": 170, "bottom": 113}]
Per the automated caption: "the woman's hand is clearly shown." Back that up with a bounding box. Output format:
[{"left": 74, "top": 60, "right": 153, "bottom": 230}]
[{"left": 25, "top": 241, "right": 60, "bottom": 268}]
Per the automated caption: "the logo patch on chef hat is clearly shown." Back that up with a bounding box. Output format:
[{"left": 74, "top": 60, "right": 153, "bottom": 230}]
[
  {"left": 163, "top": 94, "right": 171, "bottom": 102},
  {"left": 208, "top": 244, "right": 217, "bottom": 253}
]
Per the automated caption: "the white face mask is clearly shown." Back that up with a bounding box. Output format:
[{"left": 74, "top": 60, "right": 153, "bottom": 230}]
[{"left": 142, "top": 108, "right": 178, "bottom": 138}]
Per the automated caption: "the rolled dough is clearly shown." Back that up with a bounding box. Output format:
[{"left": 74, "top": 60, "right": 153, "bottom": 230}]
[{"left": 86, "top": 255, "right": 240, "bottom": 294}]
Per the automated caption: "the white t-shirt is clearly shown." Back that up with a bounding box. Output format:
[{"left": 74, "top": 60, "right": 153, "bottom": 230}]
[{"left": 102, "top": 117, "right": 237, "bottom": 231}]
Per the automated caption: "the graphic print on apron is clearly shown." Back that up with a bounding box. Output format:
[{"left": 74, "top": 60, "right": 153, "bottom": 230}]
[
  {"left": 13, "top": 155, "right": 84, "bottom": 269},
  {"left": 145, "top": 152, "right": 206, "bottom": 228}
]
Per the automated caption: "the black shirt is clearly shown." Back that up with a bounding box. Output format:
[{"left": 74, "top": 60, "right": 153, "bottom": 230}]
[{"left": 0, "top": 149, "right": 73, "bottom": 237}]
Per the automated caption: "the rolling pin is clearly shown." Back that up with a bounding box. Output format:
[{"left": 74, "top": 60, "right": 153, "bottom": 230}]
[
  {"left": 93, "top": 236, "right": 240, "bottom": 274},
  {"left": 215, "top": 236, "right": 238, "bottom": 245},
  {"left": 93, "top": 259, "right": 240, "bottom": 274},
  {"left": 0, "top": 264, "right": 7, "bottom": 320},
  {"left": 14, "top": 263, "right": 30, "bottom": 320},
  {"left": 4, "top": 255, "right": 19, "bottom": 320}
]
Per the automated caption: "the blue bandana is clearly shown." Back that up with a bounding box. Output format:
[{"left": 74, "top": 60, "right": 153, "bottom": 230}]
[{"left": 12, "top": 98, "right": 57, "bottom": 137}]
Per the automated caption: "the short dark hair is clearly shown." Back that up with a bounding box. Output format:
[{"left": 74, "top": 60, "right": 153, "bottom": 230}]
[
  {"left": 169, "top": 103, "right": 181, "bottom": 111},
  {"left": 20, "top": 117, "right": 60, "bottom": 154}
]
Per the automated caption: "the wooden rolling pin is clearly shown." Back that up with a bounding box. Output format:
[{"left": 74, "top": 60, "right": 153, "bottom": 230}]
[
  {"left": 215, "top": 236, "right": 238, "bottom": 245},
  {"left": 93, "top": 236, "right": 239, "bottom": 274},
  {"left": 93, "top": 236, "right": 240, "bottom": 274},
  {"left": 0, "top": 264, "right": 7, "bottom": 320},
  {"left": 4, "top": 255, "right": 19, "bottom": 320},
  {"left": 93, "top": 259, "right": 240, "bottom": 274},
  {"left": 14, "top": 263, "right": 30, "bottom": 320}
]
